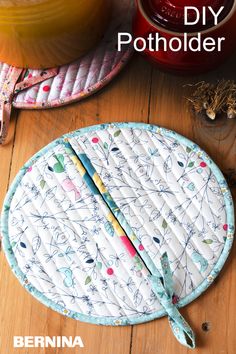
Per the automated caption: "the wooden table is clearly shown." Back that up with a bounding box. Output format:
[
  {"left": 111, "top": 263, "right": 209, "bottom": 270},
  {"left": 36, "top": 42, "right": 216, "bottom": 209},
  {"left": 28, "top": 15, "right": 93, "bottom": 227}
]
[{"left": 0, "top": 52, "right": 235, "bottom": 354}]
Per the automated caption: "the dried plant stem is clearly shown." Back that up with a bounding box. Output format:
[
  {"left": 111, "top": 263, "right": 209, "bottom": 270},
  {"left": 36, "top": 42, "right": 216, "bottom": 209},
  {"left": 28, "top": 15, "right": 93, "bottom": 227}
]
[{"left": 186, "top": 80, "right": 236, "bottom": 120}]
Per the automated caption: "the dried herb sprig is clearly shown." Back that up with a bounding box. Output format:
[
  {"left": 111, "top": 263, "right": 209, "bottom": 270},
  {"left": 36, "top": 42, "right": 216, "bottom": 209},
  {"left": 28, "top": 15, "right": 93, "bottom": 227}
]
[
  {"left": 185, "top": 80, "right": 236, "bottom": 120},
  {"left": 225, "top": 83, "right": 236, "bottom": 119}
]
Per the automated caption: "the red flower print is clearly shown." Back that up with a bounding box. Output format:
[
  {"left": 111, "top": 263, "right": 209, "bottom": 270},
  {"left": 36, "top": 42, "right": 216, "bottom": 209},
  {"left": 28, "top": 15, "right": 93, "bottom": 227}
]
[{"left": 107, "top": 268, "right": 114, "bottom": 275}]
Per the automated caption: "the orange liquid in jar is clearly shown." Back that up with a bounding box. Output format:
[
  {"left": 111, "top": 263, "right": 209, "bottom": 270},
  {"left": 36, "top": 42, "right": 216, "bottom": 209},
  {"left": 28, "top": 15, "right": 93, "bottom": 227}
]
[{"left": 0, "top": 0, "right": 111, "bottom": 68}]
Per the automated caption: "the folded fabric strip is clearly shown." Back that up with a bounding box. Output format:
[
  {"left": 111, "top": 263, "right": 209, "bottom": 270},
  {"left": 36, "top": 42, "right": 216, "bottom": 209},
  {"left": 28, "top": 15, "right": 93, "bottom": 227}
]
[
  {"left": 149, "top": 253, "right": 195, "bottom": 349},
  {"left": 0, "top": 67, "right": 58, "bottom": 144},
  {"left": 0, "top": 67, "right": 22, "bottom": 144},
  {"left": 64, "top": 138, "right": 196, "bottom": 349},
  {"left": 64, "top": 139, "right": 149, "bottom": 277}
]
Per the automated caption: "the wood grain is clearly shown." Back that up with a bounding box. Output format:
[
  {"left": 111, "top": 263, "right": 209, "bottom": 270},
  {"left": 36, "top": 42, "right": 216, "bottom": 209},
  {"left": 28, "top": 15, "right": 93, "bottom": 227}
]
[
  {"left": 0, "top": 52, "right": 235, "bottom": 354},
  {"left": 132, "top": 52, "right": 236, "bottom": 354}
]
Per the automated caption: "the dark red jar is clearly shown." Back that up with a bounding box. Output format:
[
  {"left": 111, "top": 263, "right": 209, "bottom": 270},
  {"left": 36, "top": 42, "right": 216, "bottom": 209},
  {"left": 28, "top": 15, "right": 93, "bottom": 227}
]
[{"left": 133, "top": 0, "right": 236, "bottom": 73}]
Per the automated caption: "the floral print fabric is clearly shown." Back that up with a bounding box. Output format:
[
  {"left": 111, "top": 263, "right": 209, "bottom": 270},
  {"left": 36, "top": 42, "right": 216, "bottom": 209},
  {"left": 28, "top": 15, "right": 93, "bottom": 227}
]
[
  {"left": 70, "top": 125, "right": 234, "bottom": 299},
  {"left": 1, "top": 123, "right": 234, "bottom": 327}
]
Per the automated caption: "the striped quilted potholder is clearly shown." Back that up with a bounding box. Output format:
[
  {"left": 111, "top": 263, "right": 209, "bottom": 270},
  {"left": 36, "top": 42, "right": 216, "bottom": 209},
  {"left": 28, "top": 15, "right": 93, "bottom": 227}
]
[{"left": 1, "top": 123, "right": 234, "bottom": 349}]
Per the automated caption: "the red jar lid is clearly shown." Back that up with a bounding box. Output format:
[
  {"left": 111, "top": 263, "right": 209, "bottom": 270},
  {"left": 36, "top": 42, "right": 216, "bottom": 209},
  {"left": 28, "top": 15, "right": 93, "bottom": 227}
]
[{"left": 141, "top": 0, "right": 234, "bottom": 32}]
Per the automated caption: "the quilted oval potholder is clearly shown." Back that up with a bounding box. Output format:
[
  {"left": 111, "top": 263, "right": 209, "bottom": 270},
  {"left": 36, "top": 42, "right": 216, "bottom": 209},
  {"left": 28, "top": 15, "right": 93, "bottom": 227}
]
[{"left": 1, "top": 123, "right": 234, "bottom": 349}]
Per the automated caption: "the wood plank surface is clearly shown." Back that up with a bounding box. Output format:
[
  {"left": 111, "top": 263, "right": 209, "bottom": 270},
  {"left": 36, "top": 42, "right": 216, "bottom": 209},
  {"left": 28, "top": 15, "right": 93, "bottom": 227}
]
[
  {"left": 132, "top": 52, "right": 236, "bottom": 354},
  {"left": 0, "top": 52, "right": 235, "bottom": 354}
]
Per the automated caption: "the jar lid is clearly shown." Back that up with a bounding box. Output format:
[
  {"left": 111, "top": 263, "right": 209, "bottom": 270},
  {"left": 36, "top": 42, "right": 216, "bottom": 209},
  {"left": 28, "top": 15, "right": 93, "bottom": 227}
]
[{"left": 141, "top": 0, "right": 234, "bottom": 32}]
